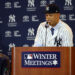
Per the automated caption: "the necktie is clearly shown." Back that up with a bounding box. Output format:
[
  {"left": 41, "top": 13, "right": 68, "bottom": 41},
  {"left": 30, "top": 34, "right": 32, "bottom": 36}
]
[{"left": 51, "top": 28, "right": 54, "bottom": 35}]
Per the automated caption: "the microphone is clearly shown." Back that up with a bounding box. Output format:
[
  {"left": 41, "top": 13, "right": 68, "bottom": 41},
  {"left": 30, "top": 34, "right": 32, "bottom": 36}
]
[
  {"left": 45, "top": 22, "right": 49, "bottom": 28},
  {"left": 45, "top": 22, "right": 49, "bottom": 46}
]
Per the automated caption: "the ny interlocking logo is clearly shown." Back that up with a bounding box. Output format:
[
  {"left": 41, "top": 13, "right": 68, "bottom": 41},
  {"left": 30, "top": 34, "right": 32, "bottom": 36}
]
[
  {"left": 27, "top": 0, "right": 36, "bottom": 11},
  {"left": 64, "top": 0, "right": 73, "bottom": 10},
  {"left": 8, "top": 14, "right": 17, "bottom": 27},
  {"left": 27, "top": 28, "right": 35, "bottom": 40},
  {"left": 9, "top": 14, "right": 16, "bottom": 23},
  {"left": 28, "top": 0, "right": 35, "bottom": 7},
  {"left": 28, "top": 28, "right": 34, "bottom": 36},
  {"left": 65, "top": 0, "right": 72, "bottom": 6}
]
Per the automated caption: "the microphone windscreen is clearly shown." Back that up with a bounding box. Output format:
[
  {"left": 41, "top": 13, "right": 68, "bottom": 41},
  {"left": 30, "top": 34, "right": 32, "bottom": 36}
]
[{"left": 45, "top": 22, "right": 49, "bottom": 28}]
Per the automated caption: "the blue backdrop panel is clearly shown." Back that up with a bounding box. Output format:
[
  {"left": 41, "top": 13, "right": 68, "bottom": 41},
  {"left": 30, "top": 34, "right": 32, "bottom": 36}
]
[{"left": 0, "top": 0, "right": 75, "bottom": 59}]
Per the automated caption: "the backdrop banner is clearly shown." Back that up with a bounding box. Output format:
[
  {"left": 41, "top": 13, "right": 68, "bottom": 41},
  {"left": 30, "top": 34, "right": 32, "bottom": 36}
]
[{"left": 0, "top": 0, "right": 75, "bottom": 60}]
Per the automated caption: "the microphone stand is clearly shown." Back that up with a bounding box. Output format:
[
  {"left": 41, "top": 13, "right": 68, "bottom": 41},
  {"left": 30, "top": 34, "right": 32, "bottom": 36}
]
[{"left": 45, "top": 22, "right": 49, "bottom": 47}]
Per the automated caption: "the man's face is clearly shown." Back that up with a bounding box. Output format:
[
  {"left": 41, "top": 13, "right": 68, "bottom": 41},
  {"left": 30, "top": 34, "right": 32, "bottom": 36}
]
[{"left": 45, "top": 13, "right": 60, "bottom": 27}]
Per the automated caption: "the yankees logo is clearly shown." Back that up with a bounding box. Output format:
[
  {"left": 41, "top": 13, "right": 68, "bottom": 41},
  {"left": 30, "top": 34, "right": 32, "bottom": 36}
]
[{"left": 54, "top": 36, "right": 62, "bottom": 46}]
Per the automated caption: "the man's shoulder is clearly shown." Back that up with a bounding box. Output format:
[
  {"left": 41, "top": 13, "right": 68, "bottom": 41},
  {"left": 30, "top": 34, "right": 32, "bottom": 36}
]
[
  {"left": 37, "top": 21, "right": 46, "bottom": 30},
  {"left": 60, "top": 20, "right": 72, "bottom": 32},
  {"left": 39, "top": 21, "right": 46, "bottom": 27}
]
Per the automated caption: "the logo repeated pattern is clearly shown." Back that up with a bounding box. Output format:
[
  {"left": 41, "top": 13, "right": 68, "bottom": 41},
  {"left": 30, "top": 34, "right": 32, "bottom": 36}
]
[{"left": 0, "top": 0, "right": 75, "bottom": 59}]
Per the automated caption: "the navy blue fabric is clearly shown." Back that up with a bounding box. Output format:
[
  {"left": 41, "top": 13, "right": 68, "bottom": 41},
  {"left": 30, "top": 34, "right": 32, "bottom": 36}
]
[{"left": 51, "top": 28, "right": 54, "bottom": 35}]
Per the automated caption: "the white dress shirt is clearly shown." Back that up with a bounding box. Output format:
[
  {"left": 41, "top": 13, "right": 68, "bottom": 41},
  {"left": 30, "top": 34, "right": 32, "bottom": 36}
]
[{"left": 33, "top": 20, "right": 73, "bottom": 47}]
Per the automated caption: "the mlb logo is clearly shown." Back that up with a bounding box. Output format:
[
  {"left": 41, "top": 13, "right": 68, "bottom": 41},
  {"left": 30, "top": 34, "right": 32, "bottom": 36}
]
[{"left": 27, "top": 54, "right": 33, "bottom": 59}]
